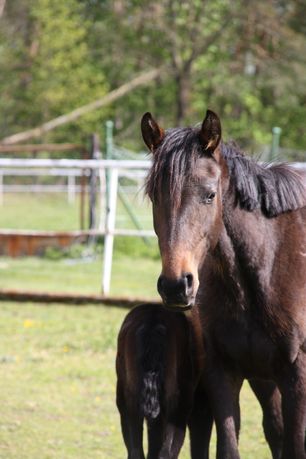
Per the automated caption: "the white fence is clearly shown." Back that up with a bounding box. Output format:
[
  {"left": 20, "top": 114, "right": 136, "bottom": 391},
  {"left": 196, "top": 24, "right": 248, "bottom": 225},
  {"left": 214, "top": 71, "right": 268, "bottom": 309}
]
[
  {"left": 0, "top": 158, "right": 305, "bottom": 295},
  {"left": 0, "top": 168, "right": 84, "bottom": 204},
  {"left": 0, "top": 157, "right": 154, "bottom": 295}
]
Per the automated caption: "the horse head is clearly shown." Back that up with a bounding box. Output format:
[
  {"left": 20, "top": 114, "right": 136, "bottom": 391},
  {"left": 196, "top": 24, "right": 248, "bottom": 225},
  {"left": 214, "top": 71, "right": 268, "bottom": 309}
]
[{"left": 142, "top": 110, "right": 226, "bottom": 310}]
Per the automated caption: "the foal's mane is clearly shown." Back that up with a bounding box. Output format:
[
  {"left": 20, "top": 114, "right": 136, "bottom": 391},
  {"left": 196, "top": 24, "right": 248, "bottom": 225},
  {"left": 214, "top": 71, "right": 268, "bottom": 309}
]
[{"left": 145, "top": 127, "right": 306, "bottom": 217}]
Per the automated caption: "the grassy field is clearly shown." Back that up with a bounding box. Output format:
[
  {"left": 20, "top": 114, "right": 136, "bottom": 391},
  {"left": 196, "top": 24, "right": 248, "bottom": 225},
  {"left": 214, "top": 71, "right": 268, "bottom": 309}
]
[
  {"left": 0, "top": 191, "right": 153, "bottom": 231},
  {"left": 0, "top": 301, "right": 272, "bottom": 459},
  {"left": 0, "top": 253, "right": 161, "bottom": 298},
  {"left": 1, "top": 193, "right": 80, "bottom": 231}
]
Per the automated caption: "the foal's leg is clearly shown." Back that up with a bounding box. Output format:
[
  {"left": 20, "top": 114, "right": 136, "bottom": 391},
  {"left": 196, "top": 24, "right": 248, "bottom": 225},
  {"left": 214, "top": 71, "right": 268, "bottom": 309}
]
[
  {"left": 168, "top": 421, "right": 188, "bottom": 459},
  {"left": 117, "top": 385, "right": 145, "bottom": 459},
  {"left": 147, "top": 417, "right": 187, "bottom": 459},
  {"left": 278, "top": 352, "right": 306, "bottom": 459},
  {"left": 147, "top": 418, "right": 166, "bottom": 459},
  {"left": 188, "top": 386, "right": 213, "bottom": 459},
  {"left": 147, "top": 402, "right": 189, "bottom": 458},
  {"left": 205, "top": 366, "right": 242, "bottom": 459},
  {"left": 119, "top": 409, "right": 145, "bottom": 459},
  {"left": 249, "top": 378, "right": 283, "bottom": 459}
]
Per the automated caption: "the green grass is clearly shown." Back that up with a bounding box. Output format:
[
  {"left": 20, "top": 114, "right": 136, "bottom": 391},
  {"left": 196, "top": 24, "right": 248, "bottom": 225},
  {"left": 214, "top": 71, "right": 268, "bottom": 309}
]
[
  {"left": 0, "top": 302, "right": 125, "bottom": 459},
  {"left": 0, "top": 192, "right": 153, "bottom": 231},
  {"left": 1, "top": 193, "right": 80, "bottom": 231},
  {"left": 0, "top": 253, "right": 161, "bottom": 298},
  {"left": 0, "top": 302, "right": 271, "bottom": 459}
]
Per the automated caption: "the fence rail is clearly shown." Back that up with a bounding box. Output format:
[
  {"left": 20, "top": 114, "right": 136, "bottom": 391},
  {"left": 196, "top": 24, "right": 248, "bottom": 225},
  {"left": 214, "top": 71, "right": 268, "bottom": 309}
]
[
  {"left": 0, "top": 158, "right": 151, "bottom": 169},
  {"left": 0, "top": 143, "right": 85, "bottom": 153},
  {"left": 1, "top": 158, "right": 305, "bottom": 170}
]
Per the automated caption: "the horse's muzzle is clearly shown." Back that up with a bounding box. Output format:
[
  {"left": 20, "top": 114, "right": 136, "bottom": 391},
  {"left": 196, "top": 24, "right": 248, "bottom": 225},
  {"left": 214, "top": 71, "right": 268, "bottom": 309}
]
[{"left": 157, "top": 273, "right": 195, "bottom": 311}]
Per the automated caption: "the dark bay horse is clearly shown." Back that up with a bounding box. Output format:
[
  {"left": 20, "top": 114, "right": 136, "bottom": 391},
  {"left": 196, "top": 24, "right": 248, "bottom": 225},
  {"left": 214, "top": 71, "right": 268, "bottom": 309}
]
[
  {"left": 141, "top": 110, "right": 306, "bottom": 459},
  {"left": 116, "top": 303, "right": 212, "bottom": 459}
]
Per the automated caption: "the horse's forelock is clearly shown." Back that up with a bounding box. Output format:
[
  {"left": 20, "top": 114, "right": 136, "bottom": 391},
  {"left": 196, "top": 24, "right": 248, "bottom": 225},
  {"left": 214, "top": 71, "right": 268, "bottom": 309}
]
[{"left": 145, "top": 127, "right": 201, "bottom": 208}]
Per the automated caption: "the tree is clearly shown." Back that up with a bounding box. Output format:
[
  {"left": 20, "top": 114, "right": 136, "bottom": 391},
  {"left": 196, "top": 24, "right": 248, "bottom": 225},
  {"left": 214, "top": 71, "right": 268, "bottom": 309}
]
[
  {"left": 86, "top": 0, "right": 306, "bottom": 151},
  {"left": 1, "top": 0, "right": 306, "bottom": 152},
  {"left": 0, "top": 0, "right": 108, "bottom": 144}
]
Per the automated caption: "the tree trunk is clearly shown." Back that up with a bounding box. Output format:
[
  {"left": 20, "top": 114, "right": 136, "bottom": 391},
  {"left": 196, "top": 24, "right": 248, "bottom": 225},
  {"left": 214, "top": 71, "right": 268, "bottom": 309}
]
[{"left": 175, "top": 69, "right": 191, "bottom": 126}]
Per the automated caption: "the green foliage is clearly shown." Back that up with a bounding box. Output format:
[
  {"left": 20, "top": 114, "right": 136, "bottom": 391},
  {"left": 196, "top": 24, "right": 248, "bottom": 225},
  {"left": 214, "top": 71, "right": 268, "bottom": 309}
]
[
  {"left": 44, "top": 243, "right": 93, "bottom": 260},
  {"left": 0, "top": 0, "right": 109, "bottom": 143},
  {"left": 44, "top": 246, "right": 63, "bottom": 260},
  {"left": 88, "top": 0, "right": 306, "bottom": 152},
  {"left": 1, "top": 0, "right": 306, "bottom": 151},
  {"left": 113, "top": 236, "right": 159, "bottom": 260}
]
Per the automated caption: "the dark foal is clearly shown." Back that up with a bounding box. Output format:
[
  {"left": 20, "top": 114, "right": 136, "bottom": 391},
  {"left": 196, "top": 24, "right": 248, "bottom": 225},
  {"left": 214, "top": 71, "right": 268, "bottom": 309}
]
[
  {"left": 142, "top": 110, "right": 306, "bottom": 459},
  {"left": 116, "top": 303, "right": 212, "bottom": 459}
]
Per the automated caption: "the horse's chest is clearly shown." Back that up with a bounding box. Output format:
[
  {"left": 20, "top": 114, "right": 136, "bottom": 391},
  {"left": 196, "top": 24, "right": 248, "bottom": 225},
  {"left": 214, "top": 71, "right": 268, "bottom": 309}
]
[{"left": 213, "top": 318, "right": 278, "bottom": 378}]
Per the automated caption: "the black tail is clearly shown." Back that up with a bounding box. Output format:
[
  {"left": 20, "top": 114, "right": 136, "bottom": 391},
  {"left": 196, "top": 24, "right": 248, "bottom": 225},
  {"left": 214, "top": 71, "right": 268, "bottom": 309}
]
[
  {"left": 142, "top": 370, "right": 161, "bottom": 419},
  {"left": 137, "top": 322, "right": 166, "bottom": 421}
]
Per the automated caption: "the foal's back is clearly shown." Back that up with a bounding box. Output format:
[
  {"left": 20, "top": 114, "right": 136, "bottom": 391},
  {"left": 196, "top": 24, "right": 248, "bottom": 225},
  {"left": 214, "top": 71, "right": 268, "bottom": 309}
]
[
  {"left": 116, "top": 303, "right": 207, "bottom": 459},
  {"left": 116, "top": 303, "right": 204, "bottom": 417}
]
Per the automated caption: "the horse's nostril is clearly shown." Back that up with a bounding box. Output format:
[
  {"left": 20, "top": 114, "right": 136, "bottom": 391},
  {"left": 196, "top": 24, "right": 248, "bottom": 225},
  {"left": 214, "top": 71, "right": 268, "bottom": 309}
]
[
  {"left": 157, "top": 273, "right": 194, "bottom": 306},
  {"left": 157, "top": 275, "right": 165, "bottom": 295},
  {"left": 185, "top": 273, "right": 194, "bottom": 290}
]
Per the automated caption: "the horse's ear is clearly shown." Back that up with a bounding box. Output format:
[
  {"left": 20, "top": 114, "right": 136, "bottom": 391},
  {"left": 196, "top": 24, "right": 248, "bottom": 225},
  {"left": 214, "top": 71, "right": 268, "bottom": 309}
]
[
  {"left": 200, "top": 110, "right": 222, "bottom": 154},
  {"left": 141, "top": 112, "right": 165, "bottom": 152}
]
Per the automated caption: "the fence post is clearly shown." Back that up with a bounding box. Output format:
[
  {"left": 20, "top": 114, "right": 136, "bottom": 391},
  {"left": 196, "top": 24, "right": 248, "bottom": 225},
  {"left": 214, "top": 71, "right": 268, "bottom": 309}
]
[
  {"left": 105, "top": 120, "right": 114, "bottom": 207},
  {"left": 102, "top": 167, "right": 118, "bottom": 295},
  {"left": 67, "top": 175, "right": 76, "bottom": 204},
  {"left": 270, "top": 126, "right": 282, "bottom": 161},
  {"left": 0, "top": 172, "right": 3, "bottom": 205},
  {"left": 89, "top": 133, "right": 101, "bottom": 231},
  {"left": 80, "top": 148, "right": 88, "bottom": 230}
]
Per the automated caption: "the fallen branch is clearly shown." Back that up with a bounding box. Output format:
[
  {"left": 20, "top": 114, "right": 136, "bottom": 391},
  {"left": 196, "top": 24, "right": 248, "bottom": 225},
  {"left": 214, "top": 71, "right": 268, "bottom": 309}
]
[
  {"left": 0, "top": 288, "right": 160, "bottom": 308},
  {"left": 1, "top": 68, "right": 161, "bottom": 145},
  {"left": 0, "top": 0, "right": 6, "bottom": 17}
]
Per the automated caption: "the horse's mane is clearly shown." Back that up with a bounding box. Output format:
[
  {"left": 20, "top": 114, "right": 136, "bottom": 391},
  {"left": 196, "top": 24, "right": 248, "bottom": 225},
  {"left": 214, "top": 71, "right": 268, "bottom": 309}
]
[
  {"left": 221, "top": 142, "right": 305, "bottom": 217},
  {"left": 145, "top": 127, "right": 306, "bottom": 217}
]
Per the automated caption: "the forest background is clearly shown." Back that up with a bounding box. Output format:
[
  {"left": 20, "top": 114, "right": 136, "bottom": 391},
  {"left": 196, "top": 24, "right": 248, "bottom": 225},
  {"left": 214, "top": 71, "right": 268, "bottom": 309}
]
[{"left": 0, "top": 0, "right": 306, "bottom": 154}]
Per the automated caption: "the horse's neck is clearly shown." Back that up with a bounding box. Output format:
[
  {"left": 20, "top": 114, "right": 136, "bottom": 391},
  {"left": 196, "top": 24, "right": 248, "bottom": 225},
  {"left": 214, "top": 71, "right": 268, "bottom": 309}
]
[{"left": 215, "top": 202, "right": 276, "bottom": 308}]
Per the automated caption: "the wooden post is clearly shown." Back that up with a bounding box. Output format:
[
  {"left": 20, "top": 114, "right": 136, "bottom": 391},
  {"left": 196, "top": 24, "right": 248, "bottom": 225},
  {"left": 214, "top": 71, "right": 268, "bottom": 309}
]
[
  {"left": 102, "top": 168, "right": 118, "bottom": 295},
  {"left": 80, "top": 149, "right": 88, "bottom": 230}
]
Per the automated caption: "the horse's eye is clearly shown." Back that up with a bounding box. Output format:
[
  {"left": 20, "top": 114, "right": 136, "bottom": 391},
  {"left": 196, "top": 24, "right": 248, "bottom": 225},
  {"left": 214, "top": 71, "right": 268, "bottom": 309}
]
[{"left": 203, "top": 192, "right": 216, "bottom": 204}]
